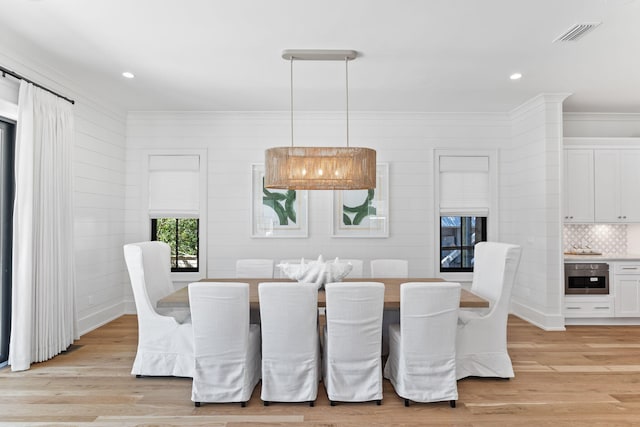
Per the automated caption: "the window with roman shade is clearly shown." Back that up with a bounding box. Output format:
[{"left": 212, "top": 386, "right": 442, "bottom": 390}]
[
  {"left": 148, "top": 154, "right": 200, "bottom": 218},
  {"left": 146, "top": 152, "right": 207, "bottom": 276},
  {"left": 438, "top": 155, "right": 490, "bottom": 217},
  {"left": 436, "top": 152, "right": 495, "bottom": 274}
]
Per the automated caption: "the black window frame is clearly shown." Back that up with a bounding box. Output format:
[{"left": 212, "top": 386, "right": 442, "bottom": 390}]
[
  {"left": 440, "top": 216, "right": 487, "bottom": 273},
  {"left": 151, "top": 218, "right": 199, "bottom": 273}
]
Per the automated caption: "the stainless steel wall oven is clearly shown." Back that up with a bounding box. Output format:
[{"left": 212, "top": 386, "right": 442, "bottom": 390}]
[{"left": 564, "top": 263, "right": 609, "bottom": 295}]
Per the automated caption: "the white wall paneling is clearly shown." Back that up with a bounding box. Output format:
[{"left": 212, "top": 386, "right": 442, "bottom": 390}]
[
  {"left": 125, "top": 111, "right": 512, "bottom": 292},
  {"left": 69, "top": 102, "right": 127, "bottom": 334},
  {"left": 503, "top": 94, "right": 568, "bottom": 330}
]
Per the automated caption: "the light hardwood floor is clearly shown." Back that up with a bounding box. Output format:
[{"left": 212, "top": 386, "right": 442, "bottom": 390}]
[{"left": 2, "top": 315, "right": 640, "bottom": 426}]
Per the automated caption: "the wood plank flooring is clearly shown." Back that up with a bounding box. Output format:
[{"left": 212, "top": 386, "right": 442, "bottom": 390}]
[{"left": 2, "top": 315, "right": 640, "bottom": 426}]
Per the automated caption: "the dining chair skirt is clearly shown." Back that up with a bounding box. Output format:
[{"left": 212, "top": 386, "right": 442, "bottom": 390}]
[
  {"left": 189, "top": 282, "right": 261, "bottom": 406},
  {"left": 124, "top": 241, "right": 195, "bottom": 378},
  {"left": 383, "top": 282, "right": 460, "bottom": 405},
  {"left": 455, "top": 242, "right": 522, "bottom": 380},
  {"left": 323, "top": 282, "right": 385, "bottom": 404},
  {"left": 259, "top": 282, "right": 320, "bottom": 405}
]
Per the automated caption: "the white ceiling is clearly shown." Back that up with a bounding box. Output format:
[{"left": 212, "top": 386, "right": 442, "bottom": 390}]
[{"left": 1, "top": 0, "right": 639, "bottom": 113}]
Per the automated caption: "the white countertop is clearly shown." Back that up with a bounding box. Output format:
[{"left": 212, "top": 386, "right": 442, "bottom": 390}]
[{"left": 564, "top": 254, "right": 640, "bottom": 262}]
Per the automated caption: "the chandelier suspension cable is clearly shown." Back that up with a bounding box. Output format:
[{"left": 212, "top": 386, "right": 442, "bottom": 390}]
[
  {"left": 345, "top": 56, "right": 350, "bottom": 148},
  {"left": 290, "top": 56, "right": 294, "bottom": 148}
]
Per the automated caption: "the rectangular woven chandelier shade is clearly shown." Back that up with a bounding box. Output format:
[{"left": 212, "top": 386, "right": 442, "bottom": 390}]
[
  {"left": 264, "top": 49, "right": 377, "bottom": 190},
  {"left": 265, "top": 146, "right": 376, "bottom": 190}
]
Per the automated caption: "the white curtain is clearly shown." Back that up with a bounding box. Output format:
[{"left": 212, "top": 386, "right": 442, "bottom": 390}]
[{"left": 8, "top": 81, "right": 77, "bottom": 371}]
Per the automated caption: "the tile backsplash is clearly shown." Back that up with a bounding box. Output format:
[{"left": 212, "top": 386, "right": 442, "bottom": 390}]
[{"left": 563, "top": 224, "right": 627, "bottom": 254}]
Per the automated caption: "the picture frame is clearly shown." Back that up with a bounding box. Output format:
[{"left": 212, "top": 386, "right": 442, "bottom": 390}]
[
  {"left": 332, "top": 163, "right": 389, "bottom": 238},
  {"left": 251, "top": 164, "right": 308, "bottom": 238}
]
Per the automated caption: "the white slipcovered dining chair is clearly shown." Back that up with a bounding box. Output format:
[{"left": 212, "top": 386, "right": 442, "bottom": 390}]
[
  {"left": 384, "top": 282, "right": 461, "bottom": 407},
  {"left": 236, "top": 259, "right": 274, "bottom": 278},
  {"left": 339, "top": 259, "right": 364, "bottom": 278},
  {"left": 123, "top": 241, "right": 194, "bottom": 378},
  {"left": 456, "top": 242, "right": 522, "bottom": 380},
  {"left": 258, "top": 282, "right": 320, "bottom": 406},
  {"left": 323, "top": 282, "right": 385, "bottom": 405},
  {"left": 370, "top": 259, "right": 409, "bottom": 278},
  {"left": 188, "top": 282, "right": 261, "bottom": 407}
]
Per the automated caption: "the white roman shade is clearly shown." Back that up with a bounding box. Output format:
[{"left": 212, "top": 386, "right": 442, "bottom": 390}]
[
  {"left": 439, "top": 155, "right": 490, "bottom": 216},
  {"left": 148, "top": 154, "right": 200, "bottom": 218}
]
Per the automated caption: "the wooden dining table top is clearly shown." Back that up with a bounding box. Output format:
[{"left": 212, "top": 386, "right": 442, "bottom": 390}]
[{"left": 156, "top": 277, "right": 489, "bottom": 309}]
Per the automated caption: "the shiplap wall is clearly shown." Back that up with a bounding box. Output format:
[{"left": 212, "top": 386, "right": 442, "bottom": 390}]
[
  {"left": 0, "top": 49, "right": 127, "bottom": 335},
  {"left": 73, "top": 101, "right": 127, "bottom": 334},
  {"left": 124, "top": 111, "right": 512, "bottom": 309},
  {"left": 503, "top": 95, "right": 566, "bottom": 330}
]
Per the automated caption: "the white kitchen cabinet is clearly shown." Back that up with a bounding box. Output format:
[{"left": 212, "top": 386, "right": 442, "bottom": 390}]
[
  {"left": 613, "top": 262, "right": 640, "bottom": 317},
  {"left": 563, "top": 149, "right": 594, "bottom": 223},
  {"left": 564, "top": 295, "right": 613, "bottom": 318},
  {"left": 594, "top": 150, "right": 640, "bottom": 223}
]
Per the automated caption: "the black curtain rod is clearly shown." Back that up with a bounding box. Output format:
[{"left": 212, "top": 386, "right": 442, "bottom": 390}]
[{"left": 0, "top": 65, "right": 75, "bottom": 105}]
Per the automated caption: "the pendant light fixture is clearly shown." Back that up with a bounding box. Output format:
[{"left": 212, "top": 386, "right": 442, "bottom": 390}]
[{"left": 264, "top": 49, "right": 376, "bottom": 190}]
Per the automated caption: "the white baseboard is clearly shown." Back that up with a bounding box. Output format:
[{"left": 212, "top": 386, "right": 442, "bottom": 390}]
[
  {"left": 77, "top": 301, "right": 126, "bottom": 336},
  {"left": 565, "top": 317, "right": 640, "bottom": 326},
  {"left": 510, "top": 300, "right": 566, "bottom": 331}
]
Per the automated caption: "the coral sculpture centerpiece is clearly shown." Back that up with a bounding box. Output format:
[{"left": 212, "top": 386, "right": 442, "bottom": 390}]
[{"left": 277, "top": 255, "right": 353, "bottom": 289}]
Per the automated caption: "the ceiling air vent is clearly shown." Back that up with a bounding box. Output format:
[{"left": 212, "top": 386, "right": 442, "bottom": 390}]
[{"left": 553, "top": 22, "right": 601, "bottom": 42}]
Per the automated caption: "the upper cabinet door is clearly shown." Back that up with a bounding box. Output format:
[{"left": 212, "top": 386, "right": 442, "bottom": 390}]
[
  {"left": 619, "top": 150, "right": 640, "bottom": 222},
  {"left": 564, "top": 149, "right": 594, "bottom": 223},
  {"left": 594, "top": 150, "right": 619, "bottom": 222},
  {"left": 594, "top": 149, "right": 640, "bottom": 223}
]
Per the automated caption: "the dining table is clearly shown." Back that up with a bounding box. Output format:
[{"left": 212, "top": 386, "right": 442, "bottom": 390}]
[{"left": 156, "top": 277, "right": 489, "bottom": 309}]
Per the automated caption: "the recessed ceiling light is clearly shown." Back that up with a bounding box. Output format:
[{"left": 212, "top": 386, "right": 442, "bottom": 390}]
[
  {"left": 122, "top": 71, "right": 135, "bottom": 79},
  {"left": 510, "top": 73, "right": 522, "bottom": 80}
]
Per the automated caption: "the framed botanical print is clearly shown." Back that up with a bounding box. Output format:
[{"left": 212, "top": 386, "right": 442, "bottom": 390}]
[
  {"left": 332, "top": 163, "right": 389, "bottom": 238},
  {"left": 251, "top": 164, "right": 308, "bottom": 238}
]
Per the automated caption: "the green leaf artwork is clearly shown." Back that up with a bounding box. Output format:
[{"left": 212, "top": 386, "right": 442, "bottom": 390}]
[
  {"left": 342, "top": 189, "right": 376, "bottom": 226},
  {"left": 262, "top": 178, "right": 297, "bottom": 226}
]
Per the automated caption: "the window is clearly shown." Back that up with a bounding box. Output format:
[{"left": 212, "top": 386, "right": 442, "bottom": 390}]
[
  {"left": 435, "top": 150, "right": 497, "bottom": 275},
  {"left": 144, "top": 151, "right": 207, "bottom": 278},
  {"left": 151, "top": 218, "right": 199, "bottom": 272},
  {"left": 0, "top": 119, "right": 15, "bottom": 366},
  {"left": 440, "top": 216, "right": 487, "bottom": 272}
]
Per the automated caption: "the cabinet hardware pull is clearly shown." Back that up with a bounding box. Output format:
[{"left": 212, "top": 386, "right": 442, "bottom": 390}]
[
  {"left": 594, "top": 306, "right": 609, "bottom": 309},
  {"left": 566, "top": 307, "right": 581, "bottom": 309}
]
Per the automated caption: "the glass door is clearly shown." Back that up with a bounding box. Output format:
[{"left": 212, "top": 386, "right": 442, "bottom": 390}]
[{"left": 0, "top": 119, "right": 15, "bottom": 367}]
